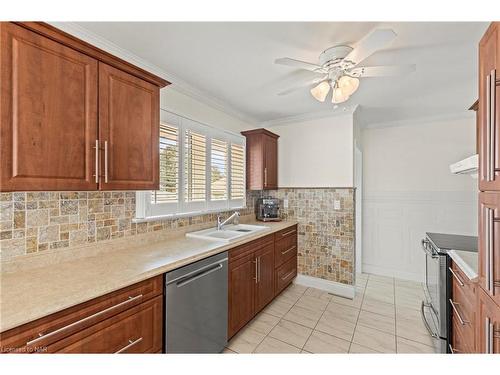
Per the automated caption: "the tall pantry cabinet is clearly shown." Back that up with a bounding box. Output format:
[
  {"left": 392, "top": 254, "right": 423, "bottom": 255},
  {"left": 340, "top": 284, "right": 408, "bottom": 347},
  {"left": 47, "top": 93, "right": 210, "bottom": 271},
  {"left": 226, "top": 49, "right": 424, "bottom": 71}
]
[{"left": 478, "top": 21, "right": 500, "bottom": 354}]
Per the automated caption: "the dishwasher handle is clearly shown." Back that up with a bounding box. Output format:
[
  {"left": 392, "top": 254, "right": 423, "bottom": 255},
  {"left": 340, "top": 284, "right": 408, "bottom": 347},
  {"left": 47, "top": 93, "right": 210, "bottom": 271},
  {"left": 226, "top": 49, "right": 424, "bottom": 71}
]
[{"left": 171, "top": 261, "right": 227, "bottom": 288}]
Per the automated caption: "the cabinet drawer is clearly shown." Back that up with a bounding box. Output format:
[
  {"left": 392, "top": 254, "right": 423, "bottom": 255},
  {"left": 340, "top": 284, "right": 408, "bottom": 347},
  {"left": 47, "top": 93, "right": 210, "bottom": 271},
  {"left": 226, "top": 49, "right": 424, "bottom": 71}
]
[
  {"left": 450, "top": 261, "right": 476, "bottom": 315},
  {"left": 0, "top": 275, "right": 163, "bottom": 353},
  {"left": 451, "top": 318, "right": 473, "bottom": 354},
  {"left": 275, "top": 234, "right": 297, "bottom": 268},
  {"left": 275, "top": 257, "right": 297, "bottom": 295},
  {"left": 449, "top": 296, "right": 475, "bottom": 352},
  {"left": 50, "top": 296, "right": 162, "bottom": 353},
  {"left": 229, "top": 234, "right": 273, "bottom": 264},
  {"left": 274, "top": 225, "right": 297, "bottom": 242}
]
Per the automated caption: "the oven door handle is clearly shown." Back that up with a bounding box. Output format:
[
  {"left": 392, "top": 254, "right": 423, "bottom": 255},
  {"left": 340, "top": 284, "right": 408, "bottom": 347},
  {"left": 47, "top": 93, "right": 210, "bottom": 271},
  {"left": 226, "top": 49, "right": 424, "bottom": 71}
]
[
  {"left": 421, "top": 301, "right": 439, "bottom": 339},
  {"left": 421, "top": 239, "right": 438, "bottom": 258}
]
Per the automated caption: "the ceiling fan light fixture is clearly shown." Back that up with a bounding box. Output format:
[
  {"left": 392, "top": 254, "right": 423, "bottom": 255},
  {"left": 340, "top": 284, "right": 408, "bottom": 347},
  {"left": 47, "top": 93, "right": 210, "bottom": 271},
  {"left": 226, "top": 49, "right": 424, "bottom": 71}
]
[
  {"left": 338, "top": 75, "right": 360, "bottom": 96},
  {"left": 332, "top": 86, "right": 349, "bottom": 104},
  {"left": 310, "top": 80, "right": 331, "bottom": 102}
]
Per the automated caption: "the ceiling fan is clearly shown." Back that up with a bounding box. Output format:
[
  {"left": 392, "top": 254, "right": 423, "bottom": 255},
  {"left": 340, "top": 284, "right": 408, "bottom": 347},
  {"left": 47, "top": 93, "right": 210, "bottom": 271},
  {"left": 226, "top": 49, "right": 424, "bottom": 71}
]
[{"left": 275, "top": 28, "right": 415, "bottom": 104}]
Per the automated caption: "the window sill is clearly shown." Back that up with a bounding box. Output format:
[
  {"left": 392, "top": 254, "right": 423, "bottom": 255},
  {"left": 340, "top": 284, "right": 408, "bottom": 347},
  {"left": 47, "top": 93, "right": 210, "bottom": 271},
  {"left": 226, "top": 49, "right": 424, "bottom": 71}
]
[{"left": 132, "top": 206, "right": 247, "bottom": 223}]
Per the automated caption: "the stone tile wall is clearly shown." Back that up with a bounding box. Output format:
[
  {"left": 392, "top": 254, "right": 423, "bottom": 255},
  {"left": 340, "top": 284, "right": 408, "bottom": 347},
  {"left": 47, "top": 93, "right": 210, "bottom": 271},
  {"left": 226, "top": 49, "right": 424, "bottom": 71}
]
[
  {"left": 0, "top": 191, "right": 253, "bottom": 261},
  {"left": 250, "top": 188, "right": 355, "bottom": 285},
  {"left": 1, "top": 189, "right": 355, "bottom": 287}
]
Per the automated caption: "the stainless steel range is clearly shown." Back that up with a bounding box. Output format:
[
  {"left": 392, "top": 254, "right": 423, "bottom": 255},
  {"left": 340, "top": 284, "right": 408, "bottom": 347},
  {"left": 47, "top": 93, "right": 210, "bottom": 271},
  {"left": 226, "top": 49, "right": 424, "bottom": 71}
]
[{"left": 420, "top": 232, "right": 477, "bottom": 353}]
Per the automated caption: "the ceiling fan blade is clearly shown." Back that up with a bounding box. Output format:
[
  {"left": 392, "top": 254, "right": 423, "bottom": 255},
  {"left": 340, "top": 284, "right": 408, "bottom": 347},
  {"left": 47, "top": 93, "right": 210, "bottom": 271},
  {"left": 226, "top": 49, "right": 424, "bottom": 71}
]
[
  {"left": 344, "top": 29, "right": 397, "bottom": 66},
  {"left": 350, "top": 64, "right": 416, "bottom": 77},
  {"left": 275, "top": 57, "right": 324, "bottom": 72},
  {"left": 277, "top": 75, "right": 328, "bottom": 96}
]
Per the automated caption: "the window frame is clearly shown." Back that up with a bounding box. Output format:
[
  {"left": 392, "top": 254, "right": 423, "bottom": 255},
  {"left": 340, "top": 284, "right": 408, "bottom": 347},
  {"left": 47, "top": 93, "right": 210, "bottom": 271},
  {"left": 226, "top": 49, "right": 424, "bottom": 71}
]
[{"left": 135, "top": 110, "right": 246, "bottom": 221}]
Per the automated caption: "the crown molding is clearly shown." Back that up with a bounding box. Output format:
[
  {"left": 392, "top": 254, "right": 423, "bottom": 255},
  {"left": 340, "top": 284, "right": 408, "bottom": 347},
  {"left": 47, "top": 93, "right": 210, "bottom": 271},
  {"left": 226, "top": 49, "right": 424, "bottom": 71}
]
[
  {"left": 47, "top": 22, "right": 258, "bottom": 126},
  {"left": 363, "top": 110, "right": 475, "bottom": 129},
  {"left": 261, "top": 105, "right": 358, "bottom": 128}
]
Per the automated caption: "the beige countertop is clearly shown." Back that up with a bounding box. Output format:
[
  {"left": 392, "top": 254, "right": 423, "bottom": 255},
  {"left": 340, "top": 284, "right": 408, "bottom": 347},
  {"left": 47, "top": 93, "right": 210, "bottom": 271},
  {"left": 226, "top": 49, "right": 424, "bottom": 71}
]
[
  {"left": 447, "top": 249, "right": 478, "bottom": 281},
  {"left": 0, "top": 220, "right": 297, "bottom": 333}
]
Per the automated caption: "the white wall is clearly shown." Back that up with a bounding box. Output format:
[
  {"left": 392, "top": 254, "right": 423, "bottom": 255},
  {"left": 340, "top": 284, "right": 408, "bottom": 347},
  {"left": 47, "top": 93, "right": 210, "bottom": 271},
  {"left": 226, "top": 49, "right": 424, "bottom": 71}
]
[
  {"left": 160, "top": 88, "right": 254, "bottom": 134},
  {"left": 268, "top": 113, "right": 355, "bottom": 188},
  {"left": 362, "top": 115, "right": 478, "bottom": 281}
]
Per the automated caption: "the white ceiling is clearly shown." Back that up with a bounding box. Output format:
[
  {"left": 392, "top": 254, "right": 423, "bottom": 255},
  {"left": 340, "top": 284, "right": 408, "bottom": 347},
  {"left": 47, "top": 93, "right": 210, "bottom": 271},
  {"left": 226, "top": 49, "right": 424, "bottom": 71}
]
[{"left": 75, "top": 22, "right": 489, "bottom": 125}]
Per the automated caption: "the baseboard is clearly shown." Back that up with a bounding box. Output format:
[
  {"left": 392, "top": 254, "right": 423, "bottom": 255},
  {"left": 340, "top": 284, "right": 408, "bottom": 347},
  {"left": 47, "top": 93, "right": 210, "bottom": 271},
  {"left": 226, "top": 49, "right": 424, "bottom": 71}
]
[
  {"left": 362, "top": 264, "right": 424, "bottom": 283},
  {"left": 294, "top": 274, "right": 355, "bottom": 299}
]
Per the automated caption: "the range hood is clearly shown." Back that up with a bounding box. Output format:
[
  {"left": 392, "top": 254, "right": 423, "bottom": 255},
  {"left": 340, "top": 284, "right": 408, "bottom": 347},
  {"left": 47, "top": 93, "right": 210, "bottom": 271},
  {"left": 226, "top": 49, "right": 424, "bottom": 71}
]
[{"left": 450, "top": 154, "right": 478, "bottom": 178}]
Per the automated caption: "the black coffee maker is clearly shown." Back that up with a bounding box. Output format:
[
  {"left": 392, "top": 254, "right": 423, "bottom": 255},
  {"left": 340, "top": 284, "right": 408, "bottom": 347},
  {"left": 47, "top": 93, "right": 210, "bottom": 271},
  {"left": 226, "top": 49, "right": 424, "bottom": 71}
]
[{"left": 256, "top": 197, "right": 281, "bottom": 222}]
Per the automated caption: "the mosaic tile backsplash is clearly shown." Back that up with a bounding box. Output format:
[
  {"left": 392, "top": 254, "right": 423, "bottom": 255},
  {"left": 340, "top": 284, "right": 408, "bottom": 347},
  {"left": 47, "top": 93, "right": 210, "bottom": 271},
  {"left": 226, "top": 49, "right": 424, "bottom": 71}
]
[
  {"left": 251, "top": 188, "right": 355, "bottom": 285},
  {"left": 0, "top": 191, "right": 254, "bottom": 261},
  {"left": 0, "top": 188, "right": 355, "bottom": 286}
]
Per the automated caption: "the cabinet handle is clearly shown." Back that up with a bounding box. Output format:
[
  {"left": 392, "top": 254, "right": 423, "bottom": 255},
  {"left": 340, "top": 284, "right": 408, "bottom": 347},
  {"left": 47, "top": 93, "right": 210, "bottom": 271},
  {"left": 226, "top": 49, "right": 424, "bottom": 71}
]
[
  {"left": 93, "top": 140, "right": 99, "bottom": 183},
  {"left": 448, "top": 344, "right": 459, "bottom": 354},
  {"left": 264, "top": 167, "right": 267, "bottom": 187},
  {"left": 281, "top": 270, "right": 295, "bottom": 281},
  {"left": 115, "top": 337, "right": 143, "bottom": 354},
  {"left": 449, "top": 267, "right": 464, "bottom": 287},
  {"left": 491, "top": 69, "right": 497, "bottom": 179},
  {"left": 104, "top": 140, "right": 109, "bottom": 183},
  {"left": 281, "top": 229, "right": 296, "bottom": 238},
  {"left": 25, "top": 294, "right": 143, "bottom": 347},
  {"left": 449, "top": 299, "right": 469, "bottom": 325},
  {"left": 486, "top": 317, "right": 494, "bottom": 354},
  {"left": 281, "top": 246, "right": 296, "bottom": 255},
  {"left": 258, "top": 257, "right": 261, "bottom": 282},
  {"left": 485, "top": 207, "right": 495, "bottom": 294},
  {"left": 253, "top": 259, "right": 258, "bottom": 284}
]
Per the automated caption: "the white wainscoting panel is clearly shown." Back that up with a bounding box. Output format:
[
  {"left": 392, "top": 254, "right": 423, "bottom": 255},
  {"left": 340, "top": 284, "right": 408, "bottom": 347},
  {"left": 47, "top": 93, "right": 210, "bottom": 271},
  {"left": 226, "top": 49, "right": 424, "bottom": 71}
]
[{"left": 362, "top": 191, "right": 477, "bottom": 282}]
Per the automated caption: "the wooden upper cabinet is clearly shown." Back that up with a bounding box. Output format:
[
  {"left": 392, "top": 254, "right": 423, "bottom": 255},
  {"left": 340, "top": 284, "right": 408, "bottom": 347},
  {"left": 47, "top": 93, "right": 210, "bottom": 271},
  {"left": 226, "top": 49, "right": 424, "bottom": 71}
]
[
  {"left": 479, "top": 192, "right": 500, "bottom": 307},
  {"left": 479, "top": 22, "right": 500, "bottom": 191},
  {"left": 241, "top": 128, "right": 279, "bottom": 190},
  {"left": 0, "top": 22, "right": 168, "bottom": 192},
  {"left": 98, "top": 63, "right": 159, "bottom": 190},
  {"left": 0, "top": 23, "right": 99, "bottom": 191}
]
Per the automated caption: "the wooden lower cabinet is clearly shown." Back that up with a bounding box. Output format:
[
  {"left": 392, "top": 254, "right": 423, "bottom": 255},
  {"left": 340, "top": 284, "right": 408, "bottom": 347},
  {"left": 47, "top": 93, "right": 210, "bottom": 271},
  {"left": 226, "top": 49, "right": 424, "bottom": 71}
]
[
  {"left": 228, "top": 225, "right": 298, "bottom": 338},
  {"left": 476, "top": 286, "right": 500, "bottom": 353},
  {"left": 449, "top": 260, "right": 476, "bottom": 353},
  {"left": 228, "top": 251, "right": 256, "bottom": 337},
  {"left": 0, "top": 276, "right": 163, "bottom": 354},
  {"left": 255, "top": 243, "right": 276, "bottom": 312}
]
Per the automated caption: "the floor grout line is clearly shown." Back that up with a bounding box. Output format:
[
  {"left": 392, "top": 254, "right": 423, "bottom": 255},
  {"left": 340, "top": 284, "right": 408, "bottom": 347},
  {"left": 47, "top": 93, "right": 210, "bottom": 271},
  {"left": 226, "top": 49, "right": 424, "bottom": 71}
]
[
  {"left": 230, "top": 274, "right": 437, "bottom": 354},
  {"left": 252, "top": 284, "right": 307, "bottom": 353},
  {"left": 347, "top": 274, "right": 367, "bottom": 353}
]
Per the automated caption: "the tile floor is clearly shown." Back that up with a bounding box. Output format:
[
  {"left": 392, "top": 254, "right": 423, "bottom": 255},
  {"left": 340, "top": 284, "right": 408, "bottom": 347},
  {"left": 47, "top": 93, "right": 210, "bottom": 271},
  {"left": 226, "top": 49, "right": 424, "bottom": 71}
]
[{"left": 224, "top": 273, "right": 439, "bottom": 354}]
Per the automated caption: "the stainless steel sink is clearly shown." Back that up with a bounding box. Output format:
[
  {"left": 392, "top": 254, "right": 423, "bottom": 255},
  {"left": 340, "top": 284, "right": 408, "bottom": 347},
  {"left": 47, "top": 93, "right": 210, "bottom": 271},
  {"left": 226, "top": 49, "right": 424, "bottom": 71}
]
[{"left": 186, "top": 224, "right": 269, "bottom": 243}]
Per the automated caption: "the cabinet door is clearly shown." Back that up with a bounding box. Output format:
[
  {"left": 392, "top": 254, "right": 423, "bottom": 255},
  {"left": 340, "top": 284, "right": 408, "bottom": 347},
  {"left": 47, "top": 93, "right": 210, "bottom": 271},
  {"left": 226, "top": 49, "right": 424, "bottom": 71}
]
[
  {"left": 264, "top": 135, "right": 278, "bottom": 189},
  {"left": 98, "top": 62, "right": 159, "bottom": 190},
  {"left": 476, "top": 287, "right": 500, "bottom": 354},
  {"left": 228, "top": 254, "right": 255, "bottom": 338},
  {"left": 254, "top": 242, "right": 275, "bottom": 312},
  {"left": 479, "top": 23, "right": 500, "bottom": 191},
  {"left": 0, "top": 23, "right": 98, "bottom": 191},
  {"left": 479, "top": 192, "right": 500, "bottom": 307}
]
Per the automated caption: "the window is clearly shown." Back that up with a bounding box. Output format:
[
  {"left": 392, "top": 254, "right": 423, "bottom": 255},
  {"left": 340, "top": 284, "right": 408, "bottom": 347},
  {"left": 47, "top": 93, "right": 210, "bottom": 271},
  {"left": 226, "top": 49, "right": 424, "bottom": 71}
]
[{"left": 135, "top": 110, "right": 246, "bottom": 220}]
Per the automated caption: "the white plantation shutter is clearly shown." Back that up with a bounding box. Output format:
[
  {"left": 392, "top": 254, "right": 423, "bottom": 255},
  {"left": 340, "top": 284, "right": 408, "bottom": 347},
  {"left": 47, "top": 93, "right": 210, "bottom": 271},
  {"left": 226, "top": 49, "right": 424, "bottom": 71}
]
[
  {"left": 136, "top": 110, "right": 245, "bottom": 220},
  {"left": 211, "top": 138, "right": 228, "bottom": 201},
  {"left": 184, "top": 129, "right": 206, "bottom": 204},
  {"left": 153, "top": 123, "right": 178, "bottom": 204},
  {"left": 230, "top": 143, "right": 245, "bottom": 201}
]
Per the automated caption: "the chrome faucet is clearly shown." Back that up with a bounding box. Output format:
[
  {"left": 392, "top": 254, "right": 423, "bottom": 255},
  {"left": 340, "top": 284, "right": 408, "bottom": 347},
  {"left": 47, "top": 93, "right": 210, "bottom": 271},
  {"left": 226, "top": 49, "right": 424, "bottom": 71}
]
[{"left": 217, "top": 211, "right": 240, "bottom": 230}]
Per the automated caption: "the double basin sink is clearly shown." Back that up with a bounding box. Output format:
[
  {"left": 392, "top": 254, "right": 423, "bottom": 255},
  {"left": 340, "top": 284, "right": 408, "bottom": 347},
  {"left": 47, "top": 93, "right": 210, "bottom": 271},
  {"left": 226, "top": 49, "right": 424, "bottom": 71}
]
[{"left": 186, "top": 223, "right": 269, "bottom": 243}]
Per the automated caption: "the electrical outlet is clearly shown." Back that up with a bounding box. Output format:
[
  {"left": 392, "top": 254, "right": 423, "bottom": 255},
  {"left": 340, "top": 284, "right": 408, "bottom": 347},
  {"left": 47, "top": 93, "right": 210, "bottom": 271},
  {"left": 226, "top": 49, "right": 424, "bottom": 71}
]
[
  {"left": 334, "top": 200, "right": 341, "bottom": 210},
  {"left": 283, "top": 199, "right": 288, "bottom": 208}
]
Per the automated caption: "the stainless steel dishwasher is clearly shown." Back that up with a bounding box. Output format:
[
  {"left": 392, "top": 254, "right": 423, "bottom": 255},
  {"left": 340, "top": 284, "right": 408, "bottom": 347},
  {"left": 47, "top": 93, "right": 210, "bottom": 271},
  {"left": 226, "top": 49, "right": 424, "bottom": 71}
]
[{"left": 164, "top": 251, "right": 228, "bottom": 353}]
